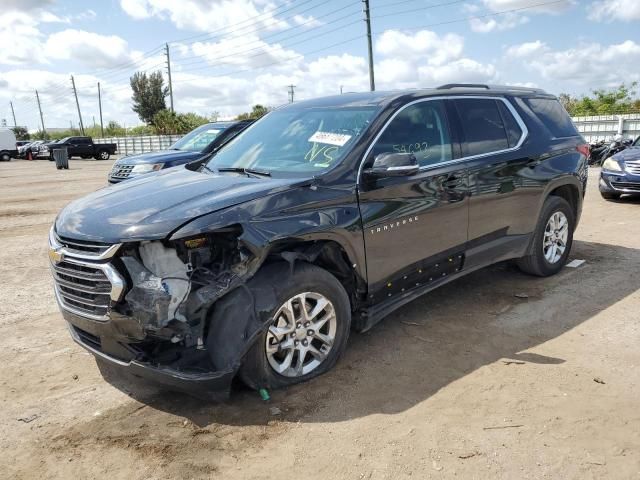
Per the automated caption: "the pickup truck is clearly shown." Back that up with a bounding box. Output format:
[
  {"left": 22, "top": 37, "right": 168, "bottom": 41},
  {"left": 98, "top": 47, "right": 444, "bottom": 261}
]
[{"left": 39, "top": 136, "right": 117, "bottom": 160}]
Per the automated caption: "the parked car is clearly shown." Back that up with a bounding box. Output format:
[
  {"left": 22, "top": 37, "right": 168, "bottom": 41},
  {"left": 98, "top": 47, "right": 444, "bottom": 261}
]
[
  {"left": 38, "top": 136, "right": 117, "bottom": 160},
  {"left": 599, "top": 135, "right": 640, "bottom": 199},
  {"left": 18, "top": 140, "right": 45, "bottom": 158},
  {"left": 0, "top": 128, "right": 18, "bottom": 161},
  {"left": 49, "top": 85, "right": 588, "bottom": 399},
  {"left": 108, "top": 120, "right": 253, "bottom": 184}
]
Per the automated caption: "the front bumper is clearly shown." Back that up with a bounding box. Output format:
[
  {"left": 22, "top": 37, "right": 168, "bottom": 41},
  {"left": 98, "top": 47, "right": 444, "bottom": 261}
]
[
  {"left": 62, "top": 308, "right": 235, "bottom": 400},
  {"left": 600, "top": 169, "right": 640, "bottom": 194}
]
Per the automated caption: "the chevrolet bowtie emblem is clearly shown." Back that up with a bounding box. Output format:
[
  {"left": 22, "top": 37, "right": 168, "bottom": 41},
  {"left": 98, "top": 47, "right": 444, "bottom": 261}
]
[{"left": 48, "top": 247, "right": 63, "bottom": 264}]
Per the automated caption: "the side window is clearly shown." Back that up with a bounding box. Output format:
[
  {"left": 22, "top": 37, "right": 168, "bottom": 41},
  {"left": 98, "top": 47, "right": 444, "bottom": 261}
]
[
  {"left": 370, "top": 100, "right": 452, "bottom": 167},
  {"left": 455, "top": 99, "right": 509, "bottom": 157},
  {"left": 525, "top": 97, "right": 578, "bottom": 138},
  {"left": 497, "top": 101, "right": 523, "bottom": 148}
]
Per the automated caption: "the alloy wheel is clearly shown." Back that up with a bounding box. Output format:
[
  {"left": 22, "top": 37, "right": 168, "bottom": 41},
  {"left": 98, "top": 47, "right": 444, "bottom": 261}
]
[
  {"left": 543, "top": 211, "right": 569, "bottom": 264},
  {"left": 265, "top": 292, "right": 336, "bottom": 377}
]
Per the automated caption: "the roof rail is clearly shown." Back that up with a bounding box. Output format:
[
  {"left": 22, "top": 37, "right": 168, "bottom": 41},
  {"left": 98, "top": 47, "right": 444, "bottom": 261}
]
[
  {"left": 436, "top": 83, "right": 546, "bottom": 94},
  {"left": 437, "top": 83, "right": 490, "bottom": 90}
]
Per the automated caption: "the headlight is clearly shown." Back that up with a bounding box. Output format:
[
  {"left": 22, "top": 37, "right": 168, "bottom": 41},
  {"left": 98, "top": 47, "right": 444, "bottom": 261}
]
[
  {"left": 131, "top": 163, "right": 164, "bottom": 173},
  {"left": 602, "top": 158, "right": 622, "bottom": 172},
  {"left": 41, "top": 146, "right": 48, "bottom": 151}
]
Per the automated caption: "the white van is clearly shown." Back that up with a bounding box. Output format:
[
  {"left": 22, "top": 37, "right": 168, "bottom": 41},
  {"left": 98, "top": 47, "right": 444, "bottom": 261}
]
[{"left": 0, "top": 128, "right": 18, "bottom": 161}]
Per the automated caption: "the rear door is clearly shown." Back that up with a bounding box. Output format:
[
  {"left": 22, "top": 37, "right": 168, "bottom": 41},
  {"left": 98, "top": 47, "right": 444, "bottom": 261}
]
[
  {"left": 452, "top": 97, "right": 532, "bottom": 268},
  {"left": 358, "top": 99, "right": 468, "bottom": 303}
]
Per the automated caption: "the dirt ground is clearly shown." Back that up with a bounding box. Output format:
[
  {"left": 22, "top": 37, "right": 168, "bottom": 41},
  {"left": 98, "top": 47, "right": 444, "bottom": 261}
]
[{"left": 0, "top": 159, "right": 639, "bottom": 479}]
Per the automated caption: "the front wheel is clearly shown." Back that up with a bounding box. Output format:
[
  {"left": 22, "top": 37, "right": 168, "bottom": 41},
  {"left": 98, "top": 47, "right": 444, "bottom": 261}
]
[
  {"left": 239, "top": 263, "right": 351, "bottom": 390},
  {"left": 517, "top": 196, "right": 575, "bottom": 277}
]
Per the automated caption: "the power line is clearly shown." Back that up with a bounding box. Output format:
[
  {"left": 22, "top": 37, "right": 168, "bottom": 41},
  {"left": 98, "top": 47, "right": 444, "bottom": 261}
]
[
  {"left": 169, "top": 0, "right": 324, "bottom": 45},
  {"left": 175, "top": 2, "right": 360, "bottom": 66}
]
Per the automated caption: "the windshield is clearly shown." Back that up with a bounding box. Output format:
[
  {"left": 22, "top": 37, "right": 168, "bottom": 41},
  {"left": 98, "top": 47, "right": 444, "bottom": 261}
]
[
  {"left": 204, "top": 106, "right": 378, "bottom": 176},
  {"left": 171, "top": 123, "right": 228, "bottom": 152}
]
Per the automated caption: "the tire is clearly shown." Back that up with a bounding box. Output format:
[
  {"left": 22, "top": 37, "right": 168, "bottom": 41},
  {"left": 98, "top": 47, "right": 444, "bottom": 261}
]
[
  {"left": 0, "top": 152, "right": 10, "bottom": 162},
  {"left": 97, "top": 150, "right": 110, "bottom": 160},
  {"left": 517, "top": 196, "right": 575, "bottom": 277},
  {"left": 600, "top": 191, "right": 620, "bottom": 200},
  {"left": 238, "top": 262, "right": 351, "bottom": 390}
]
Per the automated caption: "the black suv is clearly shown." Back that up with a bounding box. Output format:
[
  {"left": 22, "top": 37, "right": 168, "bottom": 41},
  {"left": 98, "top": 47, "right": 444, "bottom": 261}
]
[{"left": 49, "top": 85, "right": 588, "bottom": 399}]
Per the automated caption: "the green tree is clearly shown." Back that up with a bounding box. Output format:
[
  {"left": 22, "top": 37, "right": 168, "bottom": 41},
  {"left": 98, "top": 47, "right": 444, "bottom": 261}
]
[
  {"left": 152, "top": 110, "right": 210, "bottom": 134},
  {"left": 236, "top": 104, "right": 270, "bottom": 120},
  {"left": 130, "top": 71, "right": 168, "bottom": 124},
  {"left": 105, "top": 121, "right": 126, "bottom": 136},
  {"left": 560, "top": 83, "right": 639, "bottom": 116},
  {"left": 11, "top": 126, "right": 30, "bottom": 140}
]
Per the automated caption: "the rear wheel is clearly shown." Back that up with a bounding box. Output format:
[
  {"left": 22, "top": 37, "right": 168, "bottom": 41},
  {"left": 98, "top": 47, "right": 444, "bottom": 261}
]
[
  {"left": 97, "top": 150, "right": 110, "bottom": 160},
  {"left": 239, "top": 263, "right": 351, "bottom": 390},
  {"left": 0, "top": 152, "right": 10, "bottom": 161},
  {"left": 600, "top": 191, "right": 620, "bottom": 200},
  {"left": 517, "top": 196, "right": 574, "bottom": 277}
]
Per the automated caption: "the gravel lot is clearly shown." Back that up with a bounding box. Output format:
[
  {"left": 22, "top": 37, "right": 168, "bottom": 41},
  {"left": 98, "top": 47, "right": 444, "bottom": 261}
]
[{"left": 1, "top": 159, "right": 639, "bottom": 479}]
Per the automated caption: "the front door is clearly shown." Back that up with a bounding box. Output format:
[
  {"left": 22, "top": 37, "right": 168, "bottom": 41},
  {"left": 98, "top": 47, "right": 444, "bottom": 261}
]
[{"left": 357, "top": 99, "right": 469, "bottom": 303}]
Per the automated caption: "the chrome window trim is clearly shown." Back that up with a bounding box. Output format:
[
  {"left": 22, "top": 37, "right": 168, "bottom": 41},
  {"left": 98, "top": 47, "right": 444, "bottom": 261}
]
[
  {"left": 357, "top": 95, "right": 529, "bottom": 185},
  {"left": 50, "top": 227, "right": 122, "bottom": 261}
]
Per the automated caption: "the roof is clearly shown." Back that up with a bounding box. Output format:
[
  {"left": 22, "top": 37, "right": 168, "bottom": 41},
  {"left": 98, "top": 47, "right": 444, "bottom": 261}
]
[{"left": 285, "top": 84, "right": 553, "bottom": 110}]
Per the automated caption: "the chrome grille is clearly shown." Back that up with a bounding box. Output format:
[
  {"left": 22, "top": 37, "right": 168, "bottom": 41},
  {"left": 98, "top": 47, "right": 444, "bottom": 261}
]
[
  {"left": 110, "top": 164, "right": 134, "bottom": 180},
  {"left": 52, "top": 260, "right": 116, "bottom": 319},
  {"left": 624, "top": 160, "right": 640, "bottom": 175},
  {"left": 56, "top": 235, "right": 113, "bottom": 256},
  {"left": 611, "top": 181, "right": 640, "bottom": 192},
  {"left": 49, "top": 228, "right": 125, "bottom": 321}
]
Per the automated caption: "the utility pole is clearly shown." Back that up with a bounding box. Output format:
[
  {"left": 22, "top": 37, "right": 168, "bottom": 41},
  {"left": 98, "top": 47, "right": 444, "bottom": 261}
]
[
  {"left": 70, "top": 75, "right": 85, "bottom": 135},
  {"left": 362, "top": 0, "right": 375, "bottom": 91},
  {"left": 35, "top": 90, "right": 45, "bottom": 135},
  {"left": 287, "top": 84, "right": 296, "bottom": 103},
  {"left": 9, "top": 101, "right": 17, "bottom": 126},
  {"left": 340, "top": 85, "right": 344, "bottom": 94},
  {"left": 97, "top": 82, "right": 104, "bottom": 138},
  {"left": 165, "top": 43, "right": 174, "bottom": 112}
]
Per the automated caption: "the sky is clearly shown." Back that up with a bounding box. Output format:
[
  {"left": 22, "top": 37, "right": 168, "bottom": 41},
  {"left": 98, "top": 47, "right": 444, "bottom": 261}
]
[{"left": 0, "top": 0, "right": 639, "bottom": 131}]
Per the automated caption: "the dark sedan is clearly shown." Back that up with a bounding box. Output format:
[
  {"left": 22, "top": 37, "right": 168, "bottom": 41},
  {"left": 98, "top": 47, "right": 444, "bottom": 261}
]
[
  {"left": 108, "top": 120, "right": 253, "bottom": 184},
  {"left": 599, "top": 136, "right": 640, "bottom": 199}
]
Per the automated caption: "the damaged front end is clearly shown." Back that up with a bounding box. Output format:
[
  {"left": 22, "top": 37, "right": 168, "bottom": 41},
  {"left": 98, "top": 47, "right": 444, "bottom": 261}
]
[{"left": 50, "top": 226, "right": 261, "bottom": 399}]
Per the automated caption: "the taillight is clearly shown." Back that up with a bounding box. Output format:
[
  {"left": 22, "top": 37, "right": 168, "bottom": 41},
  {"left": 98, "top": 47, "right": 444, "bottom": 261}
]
[{"left": 576, "top": 144, "right": 590, "bottom": 158}]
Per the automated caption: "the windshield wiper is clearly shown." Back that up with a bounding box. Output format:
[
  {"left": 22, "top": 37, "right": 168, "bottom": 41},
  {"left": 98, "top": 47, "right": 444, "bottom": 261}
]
[{"left": 217, "top": 167, "right": 271, "bottom": 178}]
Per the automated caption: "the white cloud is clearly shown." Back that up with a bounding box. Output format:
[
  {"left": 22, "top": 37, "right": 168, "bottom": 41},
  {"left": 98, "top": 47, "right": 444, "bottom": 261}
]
[
  {"left": 376, "top": 30, "right": 464, "bottom": 65},
  {"left": 469, "top": 12, "right": 529, "bottom": 32},
  {"left": 374, "top": 30, "right": 497, "bottom": 89},
  {"left": 506, "top": 39, "right": 640, "bottom": 86},
  {"left": 44, "top": 30, "right": 134, "bottom": 69},
  {"left": 466, "top": 0, "right": 574, "bottom": 33},
  {"left": 588, "top": 0, "right": 640, "bottom": 21},
  {"left": 187, "top": 35, "right": 303, "bottom": 70},
  {"left": 505, "top": 40, "right": 548, "bottom": 57},
  {"left": 293, "top": 14, "right": 322, "bottom": 27},
  {"left": 119, "top": 0, "right": 289, "bottom": 33},
  {"left": 481, "top": 0, "right": 573, "bottom": 13}
]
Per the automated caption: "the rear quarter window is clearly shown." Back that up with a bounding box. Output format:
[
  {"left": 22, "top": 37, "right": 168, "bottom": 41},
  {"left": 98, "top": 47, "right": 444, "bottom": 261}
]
[{"left": 525, "top": 98, "right": 578, "bottom": 138}]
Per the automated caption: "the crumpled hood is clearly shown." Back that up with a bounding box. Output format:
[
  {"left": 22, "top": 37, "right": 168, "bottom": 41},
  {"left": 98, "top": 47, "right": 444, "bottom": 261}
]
[
  {"left": 55, "top": 167, "right": 305, "bottom": 243},
  {"left": 612, "top": 146, "right": 640, "bottom": 163},
  {"left": 116, "top": 150, "right": 202, "bottom": 165}
]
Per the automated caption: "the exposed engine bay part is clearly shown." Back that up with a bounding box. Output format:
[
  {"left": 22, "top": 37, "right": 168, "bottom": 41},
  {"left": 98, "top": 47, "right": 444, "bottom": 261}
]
[{"left": 139, "top": 241, "right": 190, "bottom": 322}]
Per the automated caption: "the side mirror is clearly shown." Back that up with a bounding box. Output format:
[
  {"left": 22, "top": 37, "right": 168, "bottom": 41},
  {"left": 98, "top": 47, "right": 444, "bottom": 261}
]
[{"left": 364, "top": 152, "right": 419, "bottom": 178}]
